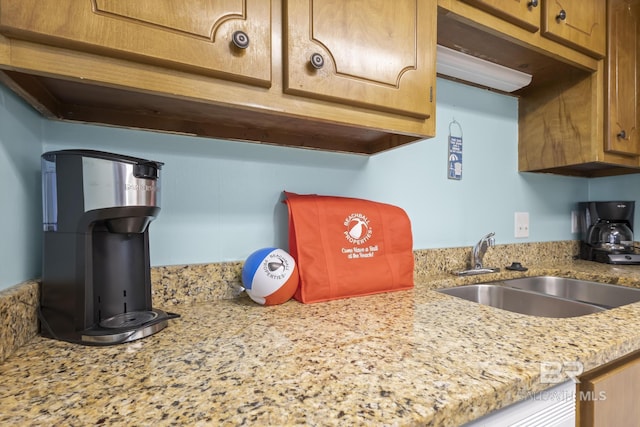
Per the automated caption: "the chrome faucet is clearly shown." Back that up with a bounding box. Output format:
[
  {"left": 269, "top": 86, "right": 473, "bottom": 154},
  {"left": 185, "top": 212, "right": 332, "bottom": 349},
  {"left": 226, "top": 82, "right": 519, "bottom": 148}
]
[
  {"left": 472, "top": 232, "right": 495, "bottom": 269},
  {"left": 452, "top": 232, "right": 500, "bottom": 276}
]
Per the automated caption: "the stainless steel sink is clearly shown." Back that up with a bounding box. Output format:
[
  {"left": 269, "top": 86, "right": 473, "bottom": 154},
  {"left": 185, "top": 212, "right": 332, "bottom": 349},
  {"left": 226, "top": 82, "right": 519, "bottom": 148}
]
[
  {"left": 438, "top": 284, "right": 604, "bottom": 318},
  {"left": 492, "top": 276, "right": 640, "bottom": 309},
  {"left": 438, "top": 276, "right": 640, "bottom": 318}
]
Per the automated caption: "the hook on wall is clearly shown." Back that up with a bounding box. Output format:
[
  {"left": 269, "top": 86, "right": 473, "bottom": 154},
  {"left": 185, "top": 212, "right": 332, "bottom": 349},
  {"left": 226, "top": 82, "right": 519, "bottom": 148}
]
[{"left": 449, "top": 118, "right": 463, "bottom": 138}]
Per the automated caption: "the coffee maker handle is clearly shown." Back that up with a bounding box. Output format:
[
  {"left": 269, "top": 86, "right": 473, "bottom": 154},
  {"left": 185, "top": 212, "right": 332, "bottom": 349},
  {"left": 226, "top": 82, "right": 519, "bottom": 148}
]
[{"left": 586, "top": 224, "right": 598, "bottom": 245}]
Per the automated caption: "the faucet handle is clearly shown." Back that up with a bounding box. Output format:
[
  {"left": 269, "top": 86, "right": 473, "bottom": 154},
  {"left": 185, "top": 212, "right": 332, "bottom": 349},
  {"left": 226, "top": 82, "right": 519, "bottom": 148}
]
[{"left": 481, "top": 232, "right": 496, "bottom": 243}]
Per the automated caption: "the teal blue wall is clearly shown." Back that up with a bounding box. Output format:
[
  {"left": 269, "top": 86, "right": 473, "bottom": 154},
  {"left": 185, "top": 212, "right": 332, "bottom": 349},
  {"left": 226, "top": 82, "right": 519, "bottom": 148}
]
[
  {"left": 589, "top": 174, "right": 640, "bottom": 203},
  {"left": 0, "top": 78, "right": 632, "bottom": 290},
  {"left": 0, "top": 85, "right": 43, "bottom": 289}
]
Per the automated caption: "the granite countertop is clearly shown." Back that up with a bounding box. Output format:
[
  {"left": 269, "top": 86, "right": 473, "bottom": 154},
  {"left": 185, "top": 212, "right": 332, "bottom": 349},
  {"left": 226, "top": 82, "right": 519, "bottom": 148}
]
[{"left": 3, "top": 260, "right": 640, "bottom": 426}]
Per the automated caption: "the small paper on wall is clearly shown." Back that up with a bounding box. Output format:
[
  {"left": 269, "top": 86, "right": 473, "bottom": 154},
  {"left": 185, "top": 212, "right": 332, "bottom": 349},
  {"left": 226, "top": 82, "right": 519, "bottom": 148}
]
[{"left": 448, "top": 119, "right": 463, "bottom": 180}]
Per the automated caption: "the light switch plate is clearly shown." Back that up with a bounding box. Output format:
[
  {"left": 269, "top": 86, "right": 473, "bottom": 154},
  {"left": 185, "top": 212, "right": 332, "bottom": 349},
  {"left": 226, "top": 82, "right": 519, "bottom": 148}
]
[{"left": 515, "top": 212, "right": 529, "bottom": 238}]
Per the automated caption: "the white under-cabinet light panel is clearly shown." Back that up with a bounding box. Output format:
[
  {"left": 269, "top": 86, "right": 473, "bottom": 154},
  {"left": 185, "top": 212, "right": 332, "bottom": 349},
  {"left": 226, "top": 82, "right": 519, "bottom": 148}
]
[{"left": 436, "top": 45, "right": 533, "bottom": 93}]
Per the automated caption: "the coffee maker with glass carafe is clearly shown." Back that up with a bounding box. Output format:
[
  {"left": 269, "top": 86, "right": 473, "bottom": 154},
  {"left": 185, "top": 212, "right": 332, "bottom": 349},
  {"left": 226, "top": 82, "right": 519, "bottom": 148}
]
[{"left": 578, "top": 201, "right": 640, "bottom": 264}]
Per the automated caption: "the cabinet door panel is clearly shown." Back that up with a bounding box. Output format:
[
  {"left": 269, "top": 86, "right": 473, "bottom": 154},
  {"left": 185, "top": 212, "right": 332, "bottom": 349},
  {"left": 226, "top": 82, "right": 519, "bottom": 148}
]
[
  {"left": 284, "top": 0, "right": 435, "bottom": 119},
  {"left": 0, "top": 0, "right": 271, "bottom": 86},
  {"left": 579, "top": 354, "right": 640, "bottom": 426},
  {"left": 460, "top": 0, "right": 540, "bottom": 32},
  {"left": 542, "top": 0, "right": 605, "bottom": 58},
  {"left": 606, "top": 0, "right": 640, "bottom": 156}
]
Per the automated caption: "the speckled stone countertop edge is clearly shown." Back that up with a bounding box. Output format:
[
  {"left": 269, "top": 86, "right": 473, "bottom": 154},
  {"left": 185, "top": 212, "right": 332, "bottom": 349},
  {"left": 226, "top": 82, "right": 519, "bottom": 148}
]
[{"left": 0, "top": 281, "right": 38, "bottom": 364}]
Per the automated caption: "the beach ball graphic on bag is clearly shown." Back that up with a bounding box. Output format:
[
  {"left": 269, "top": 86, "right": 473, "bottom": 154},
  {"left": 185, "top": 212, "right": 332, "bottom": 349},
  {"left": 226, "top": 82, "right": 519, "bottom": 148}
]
[
  {"left": 241, "top": 248, "right": 299, "bottom": 305},
  {"left": 344, "top": 213, "right": 372, "bottom": 244},
  {"left": 348, "top": 218, "right": 368, "bottom": 239}
]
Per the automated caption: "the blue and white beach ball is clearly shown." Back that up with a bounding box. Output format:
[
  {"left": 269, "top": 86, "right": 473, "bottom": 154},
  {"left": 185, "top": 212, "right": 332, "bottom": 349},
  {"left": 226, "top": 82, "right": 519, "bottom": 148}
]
[{"left": 241, "top": 248, "right": 299, "bottom": 305}]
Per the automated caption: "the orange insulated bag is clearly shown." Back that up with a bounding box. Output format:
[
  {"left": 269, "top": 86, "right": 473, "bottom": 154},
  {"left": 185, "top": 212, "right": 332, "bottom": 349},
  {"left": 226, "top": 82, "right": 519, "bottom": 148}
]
[{"left": 284, "top": 192, "right": 414, "bottom": 303}]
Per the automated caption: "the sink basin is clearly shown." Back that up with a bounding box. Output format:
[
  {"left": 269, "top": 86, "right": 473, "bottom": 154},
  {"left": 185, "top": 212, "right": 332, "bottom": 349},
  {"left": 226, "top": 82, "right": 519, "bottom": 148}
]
[
  {"left": 438, "top": 276, "right": 640, "bottom": 318},
  {"left": 438, "top": 284, "right": 604, "bottom": 318},
  {"left": 491, "top": 276, "right": 640, "bottom": 309}
]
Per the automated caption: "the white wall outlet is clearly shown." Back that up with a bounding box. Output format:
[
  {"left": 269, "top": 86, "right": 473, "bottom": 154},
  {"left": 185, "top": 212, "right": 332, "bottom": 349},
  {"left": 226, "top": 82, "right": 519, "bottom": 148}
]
[
  {"left": 571, "top": 210, "right": 578, "bottom": 233},
  {"left": 515, "top": 212, "right": 529, "bottom": 238}
]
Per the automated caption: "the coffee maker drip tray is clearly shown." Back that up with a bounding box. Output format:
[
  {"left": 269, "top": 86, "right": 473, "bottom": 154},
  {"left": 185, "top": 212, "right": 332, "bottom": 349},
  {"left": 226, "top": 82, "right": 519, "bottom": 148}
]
[
  {"left": 100, "top": 310, "right": 158, "bottom": 329},
  {"left": 81, "top": 309, "right": 177, "bottom": 345}
]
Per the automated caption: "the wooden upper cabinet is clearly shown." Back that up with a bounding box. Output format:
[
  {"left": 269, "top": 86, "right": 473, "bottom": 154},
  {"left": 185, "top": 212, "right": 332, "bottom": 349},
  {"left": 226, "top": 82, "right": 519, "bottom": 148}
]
[
  {"left": 459, "top": 0, "right": 541, "bottom": 32},
  {"left": 283, "top": 0, "right": 436, "bottom": 119},
  {"left": 0, "top": 0, "right": 272, "bottom": 87},
  {"left": 541, "top": 0, "right": 606, "bottom": 58},
  {"left": 606, "top": 0, "right": 640, "bottom": 157}
]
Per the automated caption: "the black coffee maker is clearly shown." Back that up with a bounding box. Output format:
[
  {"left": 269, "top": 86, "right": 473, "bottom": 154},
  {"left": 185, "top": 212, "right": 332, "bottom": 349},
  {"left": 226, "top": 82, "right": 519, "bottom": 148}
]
[
  {"left": 40, "top": 150, "right": 177, "bottom": 345},
  {"left": 578, "top": 201, "right": 640, "bottom": 264}
]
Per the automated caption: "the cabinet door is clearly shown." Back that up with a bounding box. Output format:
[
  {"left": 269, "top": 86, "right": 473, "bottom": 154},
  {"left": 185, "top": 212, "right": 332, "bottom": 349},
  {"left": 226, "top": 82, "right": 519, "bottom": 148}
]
[
  {"left": 459, "top": 0, "right": 541, "bottom": 32},
  {"left": 0, "top": 0, "right": 271, "bottom": 87},
  {"left": 606, "top": 0, "right": 640, "bottom": 157},
  {"left": 284, "top": 0, "right": 436, "bottom": 119},
  {"left": 541, "top": 0, "right": 606, "bottom": 58},
  {"left": 578, "top": 353, "right": 640, "bottom": 426}
]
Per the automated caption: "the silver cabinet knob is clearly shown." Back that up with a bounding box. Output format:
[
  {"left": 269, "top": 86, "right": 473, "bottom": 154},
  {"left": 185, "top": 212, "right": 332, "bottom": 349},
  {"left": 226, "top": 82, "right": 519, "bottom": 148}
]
[
  {"left": 310, "top": 53, "right": 325, "bottom": 69},
  {"left": 232, "top": 31, "right": 250, "bottom": 49},
  {"left": 557, "top": 9, "right": 567, "bottom": 21}
]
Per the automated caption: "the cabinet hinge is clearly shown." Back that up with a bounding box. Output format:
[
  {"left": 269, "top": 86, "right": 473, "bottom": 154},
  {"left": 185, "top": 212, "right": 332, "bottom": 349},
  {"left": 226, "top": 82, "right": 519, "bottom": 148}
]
[{"left": 429, "top": 86, "right": 433, "bottom": 103}]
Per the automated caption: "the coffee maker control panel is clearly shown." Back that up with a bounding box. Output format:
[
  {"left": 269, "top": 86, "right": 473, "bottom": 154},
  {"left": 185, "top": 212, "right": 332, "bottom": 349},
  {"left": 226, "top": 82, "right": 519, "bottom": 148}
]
[
  {"left": 41, "top": 150, "right": 163, "bottom": 234},
  {"left": 82, "top": 155, "right": 161, "bottom": 212}
]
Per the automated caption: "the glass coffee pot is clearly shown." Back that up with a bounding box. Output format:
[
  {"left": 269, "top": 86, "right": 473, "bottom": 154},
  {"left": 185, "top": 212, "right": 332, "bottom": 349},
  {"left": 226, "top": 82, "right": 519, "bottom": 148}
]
[{"left": 588, "top": 221, "right": 634, "bottom": 252}]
